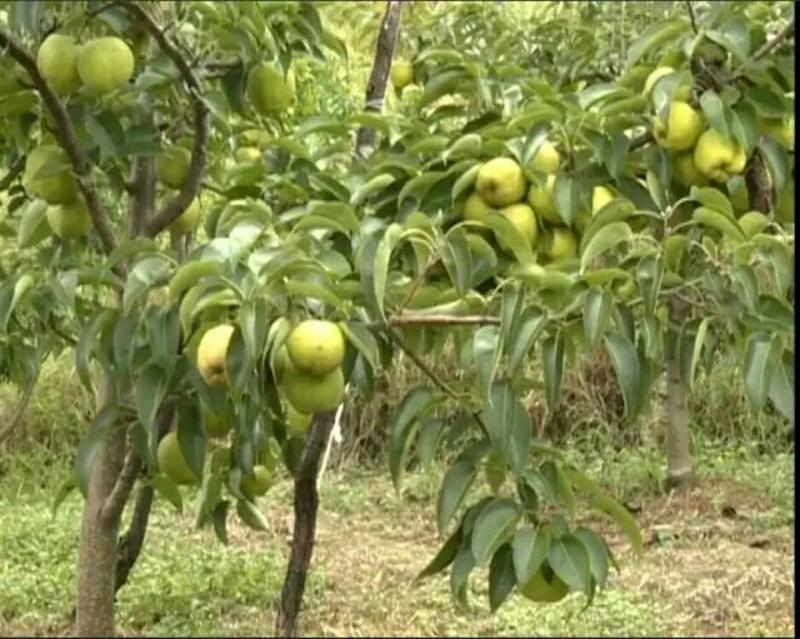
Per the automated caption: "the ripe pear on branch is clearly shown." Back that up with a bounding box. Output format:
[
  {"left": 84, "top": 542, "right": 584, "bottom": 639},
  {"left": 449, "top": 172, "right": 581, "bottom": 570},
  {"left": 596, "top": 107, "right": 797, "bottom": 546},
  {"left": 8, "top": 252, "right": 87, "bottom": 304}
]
[
  {"left": 653, "top": 101, "right": 704, "bottom": 151},
  {"left": 77, "top": 37, "right": 135, "bottom": 94},
  {"left": 390, "top": 59, "right": 414, "bottom": 88},
  {"left": 46, "top": 197, "right": 91, "bottom": 240},
  {"left": 36, "top": 33, "right": 81, "bottom": 95},
  {"left": 476, "top": 158, "right": 527, "bottom": 207},
  {"left": 23, "top": 145, "right": 78, "bottom": 205},
  {"left": 693, "top": 129, "right": 747, "bottom": 182},
  {"left": 246, "top": 62, "right": 296, "bottom": 115},
  {"left": 197, "top": 324, "right": 235, "bottom": 388}
]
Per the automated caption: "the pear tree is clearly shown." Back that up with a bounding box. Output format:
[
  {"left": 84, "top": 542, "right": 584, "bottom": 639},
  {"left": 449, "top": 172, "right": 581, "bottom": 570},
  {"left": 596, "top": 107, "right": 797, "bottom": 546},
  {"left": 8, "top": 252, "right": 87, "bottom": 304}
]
[{"left": 0, "top": 1, "right": 794, "bottom": 638}]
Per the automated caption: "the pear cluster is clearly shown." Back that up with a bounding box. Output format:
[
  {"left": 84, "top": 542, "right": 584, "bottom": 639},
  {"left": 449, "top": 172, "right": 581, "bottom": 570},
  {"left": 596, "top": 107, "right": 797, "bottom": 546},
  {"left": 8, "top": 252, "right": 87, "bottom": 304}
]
[{"left": 463, "top": 141, "right": 613, "bottom": 265}]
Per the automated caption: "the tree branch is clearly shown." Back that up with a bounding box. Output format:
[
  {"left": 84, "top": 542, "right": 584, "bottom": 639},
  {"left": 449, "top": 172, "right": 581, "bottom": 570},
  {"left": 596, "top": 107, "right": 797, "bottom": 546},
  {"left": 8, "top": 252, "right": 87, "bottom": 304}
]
[
  {"left": 275, "top": 410, "right": 337, "bottom": 637},
  {"left": 0, "top": 28, "right": 118, "bottom": 255},
  {"left": 0, "top": 155, "right": 25, "bottom": 191},
  {"left": 99, "top": 421, "right": 141, "bottom": 527},
  {"left": 127, "top": 156, "right": 155, "bottom": 237},
  {"left": 745, "top": 148, "right": 771, "bottom": 214},
  {"left": 355, "top": 0, "right": 403, "bottom": 158},
  {"left": 685, "top": 1, "right": 698, "bottom": 35},
  {"left": 754, "top": 17, "right": 795, "bottom": 61},
  {"left": 118, "top": 1, "right": 209, "bottom": 238}
]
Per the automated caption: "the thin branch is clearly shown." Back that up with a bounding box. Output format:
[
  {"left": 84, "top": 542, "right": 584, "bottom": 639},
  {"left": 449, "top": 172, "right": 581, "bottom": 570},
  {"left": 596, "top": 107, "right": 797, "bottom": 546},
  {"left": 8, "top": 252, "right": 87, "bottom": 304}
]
[
  {"left": 99, "top": 422, "right": 141, "bottom": 527},
  {"left": 127, "top": 156, "right": 155, "bottom": 237},
  {"left": 119, "top": 0, "right": 209, "bottom": 239},
  {"left": 384, "top": 325, "right": 491, "bottom": 440},
  {"left": 754, "top": 17, "right": 795, "bottom": 61},
  {"left": 0, "top": 28, "right": 118, "bottom": 255},
  {"left": 0, "top": 155, "right": 25, "bottom": 191},
  {"left": 685, "top": 1, "right": 698, "bottom": 35}
]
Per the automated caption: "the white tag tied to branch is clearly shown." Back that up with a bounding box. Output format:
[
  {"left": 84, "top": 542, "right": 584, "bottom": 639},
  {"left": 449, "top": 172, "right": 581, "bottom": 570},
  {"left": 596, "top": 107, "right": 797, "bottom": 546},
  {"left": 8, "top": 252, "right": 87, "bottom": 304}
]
[{"left": 317, "top": 385, "right": 347, "bottom": 490}]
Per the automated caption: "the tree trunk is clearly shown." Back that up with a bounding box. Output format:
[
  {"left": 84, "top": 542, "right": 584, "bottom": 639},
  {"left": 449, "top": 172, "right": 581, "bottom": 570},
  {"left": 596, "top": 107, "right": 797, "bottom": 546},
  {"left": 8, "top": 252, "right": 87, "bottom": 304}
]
[
  {"left": 745, "top": 149, "right": 772, "bottom": 214},
  {"left": 75, "top": 379, "right": 127, "bottom": 637},
  {"left": 274, "top": 410, "right": 337, "bottom": 637},
  {"left": 354, "top": 0, "right": 403, "bottom": 157},
  {"left": 664, "top": 296, "right": 694, "bottom": 492}
]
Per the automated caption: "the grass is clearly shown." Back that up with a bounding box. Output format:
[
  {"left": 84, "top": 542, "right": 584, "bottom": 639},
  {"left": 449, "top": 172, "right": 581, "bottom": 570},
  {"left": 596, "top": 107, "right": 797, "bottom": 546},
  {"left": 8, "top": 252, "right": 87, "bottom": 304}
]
[{"left": 0, "top": 436, "right": 793, "bottom": 637}]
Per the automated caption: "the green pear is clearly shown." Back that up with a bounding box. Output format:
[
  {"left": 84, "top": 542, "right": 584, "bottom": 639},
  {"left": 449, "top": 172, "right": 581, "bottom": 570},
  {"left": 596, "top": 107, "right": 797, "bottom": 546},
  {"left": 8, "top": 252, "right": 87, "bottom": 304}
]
[
  {"left": 246, "top": 63, "right": 296, "bottom": 115},
  {"left": 390, "top": 60, "right": 414, "bottom": 88},
  {"left": 673, "top": 152, "right": 710, "bottom": 187},
  {"left": 23, "top": 145, "right": 77, "bottom": 205},
  {"left": 37, "top": 34, "right": 81, "bottom": 95},
  {"left": 156, "top": 146, "right": 192, "bottom": 189},
  {"left": 499, "top": 203, "right": 538, "bottom": 249},
  {"left": 528, "top": 140, "right": 560, "bottom": 174},
  {"left": 527, "top": 174, "right": 560, "bottom": 224},
  {"left": 77, "top": 37, "right": 135, "bottom": 94},
  {"left": 463, "top": 191, "right": 493, "bottom": 222},
  {"left": 476, "top": 158, "right": 527, "bottom": 207},
  {"left": 46, "top": 197, "right": 91, "bottom": 240}
]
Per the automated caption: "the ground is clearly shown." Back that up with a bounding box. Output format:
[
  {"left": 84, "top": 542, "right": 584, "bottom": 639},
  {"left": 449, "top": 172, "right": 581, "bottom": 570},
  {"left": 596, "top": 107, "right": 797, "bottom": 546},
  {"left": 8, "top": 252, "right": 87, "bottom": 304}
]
[{"left": 0, "top": 441, "right": 793, "bottom": 637}]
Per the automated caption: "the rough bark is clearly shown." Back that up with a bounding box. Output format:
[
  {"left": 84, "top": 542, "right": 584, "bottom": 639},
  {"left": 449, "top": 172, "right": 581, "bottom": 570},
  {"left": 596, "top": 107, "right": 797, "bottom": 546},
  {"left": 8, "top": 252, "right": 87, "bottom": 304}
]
[
  {"left": 114, "top": 404, "right": 174, "bottom": 594},
  {"left": 745, "top": 149, "right": 772, "bottom": 214},
  {"left": 664, "top": 295, "right": 695, "bottom": 492},
  {"left": 354, "top": 0, "right": 403, "bottom": 157},
  {"left": 75, "top": 378, "right": 127, "bottom": 637},
  {"left": 274, "top": 410, "right": 337, "bottom": 637}
]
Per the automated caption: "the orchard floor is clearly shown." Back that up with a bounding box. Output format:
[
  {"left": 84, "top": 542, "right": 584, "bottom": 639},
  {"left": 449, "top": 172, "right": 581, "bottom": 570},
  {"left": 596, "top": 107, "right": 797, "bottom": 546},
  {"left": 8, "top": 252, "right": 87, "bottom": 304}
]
[{"left": 0, "top": 443, "right": 794, "bottom": 637}]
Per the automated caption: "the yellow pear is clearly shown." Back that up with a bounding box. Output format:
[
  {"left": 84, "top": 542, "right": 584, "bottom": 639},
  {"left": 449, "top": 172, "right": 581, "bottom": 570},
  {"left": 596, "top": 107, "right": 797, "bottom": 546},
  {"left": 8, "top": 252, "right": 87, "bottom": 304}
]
[
  {"left": 235, "top": 146, "right": 261, "bottom": 163},
  {"left": 694, "top": 129, "right": 748, "bottom": 182},
  {"left": 547, "top": 227, "right": 578, "bottom": 262},
  {"left": 286, "top": 319, "right": 346, "bottom": 376},
  {"left": 240, "top": 465, "right": 274, "bottom": 498},
  {"left": 285, "top": 403, "right": 313, "bottom": 438},
  {"left": 37, "top": 34, "right": 81, "bottom": 95},
  {"left": 77, "top": 37, "right": 135, "bottom": 94},
  {"left": 476, "top": 158, "right": 527, "bottom": 207},
  {"left": 463, "top": 191, "right": 493, "bottom": 222},
  {"left": 282, "top": 361, "right": 345, "bottom": 414},
  {"left": 654, "top": 101, "right": 704, "bottom": 151},
  {"left": 167, "top": 198, "right": 201, "bottom": 235},
  {"left": 390, "top": 60, "right": 414, "bottom": 88},
  {"left": 519, "top": 563, "right": 570, "bottom": 603},
  {"left": 499, "top": 203, "right": 538, "bottom": 249},
  {"left": 527, "top": 174, "right": 560, "bottom": 224},
  {"left": 46, "top": 197, "right": 91, "bottom": 240},
  {"left": 157, "top": 432, "right": 199, "bottom": 485},
  {"left": 23, "top": 145, "right": 77, "bottom": 205},
  {"left": 528, "top": 140, "right": 560, "bottom": 174},
  {"left": 592, "top": 185, "right": 616, "bottom": 214},
  {"left": 246, "top": 63, "right": 296, "bottom": 115},
  {"left": 156, "top": 146, "right": 192, "bottom": 189},
  {"left": 197, "top": 324, "right": 235, "bottom": 388},
  {"left": 672, "top": 152, "right": 709, "bottom": 187}
]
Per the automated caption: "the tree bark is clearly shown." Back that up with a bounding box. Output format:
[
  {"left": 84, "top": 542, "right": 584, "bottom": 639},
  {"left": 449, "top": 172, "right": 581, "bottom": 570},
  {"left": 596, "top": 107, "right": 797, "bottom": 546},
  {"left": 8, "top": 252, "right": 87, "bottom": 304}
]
[
  {"left": 75, "top": 378, "right": 127, "bottom": 637},
  {"left": 745, "top": 149, "right": 772, "bottom": 214},
  {"left": 664, "top": 295, "right": 694, "bottom": 492},
  {"left": 274, "top": 410, "right": 337, "bottom": 637},
  {"left": 354, "top": 0, "right": 403, "bottom": 158}
]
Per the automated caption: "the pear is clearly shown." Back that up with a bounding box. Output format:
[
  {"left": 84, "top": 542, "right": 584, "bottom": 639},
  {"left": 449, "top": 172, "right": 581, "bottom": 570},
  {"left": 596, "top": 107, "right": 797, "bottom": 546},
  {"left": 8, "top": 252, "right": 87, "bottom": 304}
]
[
  {"left": 23, "top": 145, "right": 77, "bottom": 205},
  {"left": 235, "top": 146, "right": 261, "bottom": 163},
  {"left": 77, "top": 37, "right": 135, "bottom": 94},
  {"left": 390, "top": 60, "right": 414, "bottom": 88},
  {"left": 156, "top": 146, "right": 191, "bottom": 189},
  {"left": 592, "top": 185, "right": 616, "bottom": 214},
  {"left": 46, "top": 197, "right": 91, "bottom": 240},
  {"left": 196, "top": 324, "right": 235, "bottom": 388},
  {"left": 476, "top": 158, "right": 527, "bottom": 207},
  {"left": 528, "top": 140, "right": 560, "bottom": 174},
  {"left": 654, "top": 101, "right": 704, "bottom": 151},
  {"left": 643, "top": 66, "right": 691, "bottom": 101},
  {"left": 167, "top": 198, "right": 201, "bottom": 235},
  {"left": 527, "top": 174, "right": 560, "bottom": 224},
  {"left": 463, "top": 191, "right": 493, "bottom": 222},
  {"left": 37, "top": 34, "right": 81, "bottom": 95},
  {"left": 246, "top": 63, "right": 295, "bottom": 115},
  {"left": 672, "top": 152, "right": 710, "bottom": 187},
  {"left": 498, "top": 203, "right": 538, "bottom": 249},
  {"left": 694, "top": 129, "right": 748, "bottom": 182},
  {"left": 547, "top": 227, "right": 578, "bottom": 262},
  {"left": 286, "top": 319, "right": 346, "bottom": 376}
]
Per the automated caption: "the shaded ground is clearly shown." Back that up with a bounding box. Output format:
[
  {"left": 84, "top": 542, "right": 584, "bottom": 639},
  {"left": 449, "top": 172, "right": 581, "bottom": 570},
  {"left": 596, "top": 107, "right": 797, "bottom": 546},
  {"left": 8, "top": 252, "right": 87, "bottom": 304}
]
[{"left": 0, "top": 448, "right": 794, "bottom": 637}]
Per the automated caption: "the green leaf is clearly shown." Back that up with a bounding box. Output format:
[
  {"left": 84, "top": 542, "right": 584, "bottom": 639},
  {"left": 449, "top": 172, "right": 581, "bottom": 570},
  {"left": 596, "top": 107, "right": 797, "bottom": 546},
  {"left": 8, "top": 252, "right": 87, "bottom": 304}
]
[
  {"left": 512, "top": 526, "right": 550, "bottom": 584},
  {"left": 418, "top": 527, "right": 463, "bottom": 580},
  {"left": 441, "top": 228, "right": 473, "bottom": 296},
  {"left": 488, "top": 544, "right": 516, "bottom": 612},
  {"left": 17, "top": 199, "right": 50, "bottom": 249},
  {"left": 485, "top": 212, "right": 534, "bottom": 264},
  {"left": 542, "top": 333, "right": 565, "bottom": 412},
  {"left": 123, "top": 256, "right": 172, "bottom": 315},
  {"left": 548, "top": 534, "right": 592, "bottom": 594},
  {"left": 587, "top": 491, "right": 643, "bottom": 554},
  {"left": 473, "top": 326, "right": 502, "bottom": 397},
  {"left": 437, "top": 459, "right": 478, "bottom": 535},
  {"left": 471, "top": 498, "right": 520, "bottom": 566},
  {"left": 449, "top": 545, "right": 476, "bottom": 607},
  {"left": 626, "top": 19, "right": 689, "bottom": 69},
  {"left": 85, "top": 111, "right": 125, "bottom": 157},
  {"left": 767, "top": 352, "right": 794, "bottom": 425},
  {"left": 700, "top": 90, "right": 731, "bottom": 138},
  {"left": 635, "top": 254, "right": 664, "bottom": 314},
  {"left": 212, "top": 500, "right": 230, "bottom": 545},
  {"left": 554, "top": 174, "right": 578, "bottom": 227},
  {"left": 451, "top": 163, "right": 481, "bottom": 202},
  {"left": 236, "top": 498, "right": 268, "bottom": 531},
  {"left": 168, "top": 260, "right": 225, "bottom": 303},
  {"left": 507, "top": 307, "right": 547, "bottom": 374},
  {"left": 177, "top": 401, "right": 206, "bottom": 481},
  {"left": 135, "top": 364, "right": 169, "bottom": 434},
  {"left": 417, "top": 418, "right": 446, "bottom": 471},
  {"left": 580, "top": 222, "right": 632, "bottom": 272},
  {"left": 743, "top": 332, "right": 781, "bottom": 412},
  {"left": 51, "top": 477, "right": 76, "bottom": 519},
  {"left": 574, "top": 528, "right": 610, "bottom": 589},
  {"left": 390, "top": 386, "right": 437, "bottom": 491},
  {"left": 689, "top": 186, "right": 734, "bottom": 218},
  {"left": 153, "top": 473, "right": 183, "bottom": 513},
  {"left": 350, "top": 173, "right": 396, "bottom": 206},
  {"left": 340, "top": 322, "right": 380, "bottom": 373},
  {"left": 759, "top": 138, "right": 790, "bottom": 195},
  {"left": 603, "top": 330, "right": 641, "bottom": 421},
  {"left": 483, "top": 382, "right": 531, "bottom": 474},
  {"left": 373, "top": 223, "right": 404, "bottom": 319},
  {"left": 583, "top": 288, "right": 613, "bottom": 350}
]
